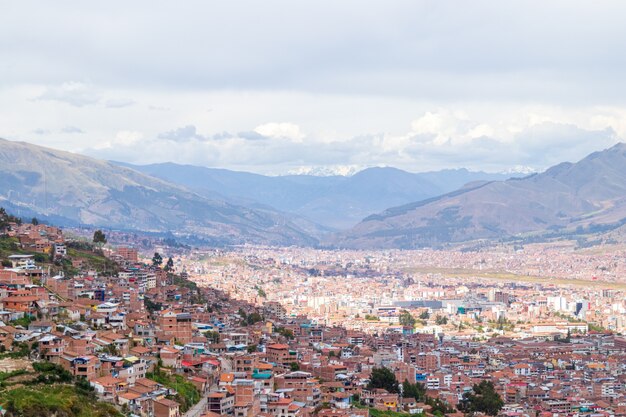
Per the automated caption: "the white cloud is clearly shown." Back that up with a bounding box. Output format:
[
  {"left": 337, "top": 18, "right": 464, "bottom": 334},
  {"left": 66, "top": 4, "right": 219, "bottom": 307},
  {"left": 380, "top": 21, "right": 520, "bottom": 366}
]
[
  {"left": 2, "top": 1, "right": 626, "bottom": 174},
  {"left": 254, "top": 123, "right": 305, "bottom": 142},
  {"left": 105, "top": 98, "right": 135, "bottom": 108},
  {"left": 37, "top": 82, "right": 101, "bottom": 107}
]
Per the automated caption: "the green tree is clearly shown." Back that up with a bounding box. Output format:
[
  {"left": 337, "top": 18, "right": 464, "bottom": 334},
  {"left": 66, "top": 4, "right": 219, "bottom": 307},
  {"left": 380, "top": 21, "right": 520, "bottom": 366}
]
[
  {"left": 92, "top": 230, "right": 107, "bottom": 247},
  {"left": 368, "top": 367, "right": 399, "bottom": 393},
  {"left": 459, "top": 380, "right": 504, "bottom": 416},
  {"left": 31, "top": 217, "right": 39, "bottom": 225},
  {"left": 435, "top": 315, "right": 448, "bottom": 325},
  {"left": 419, "top": 310, "right": 430, "bottom": 320},
  {"left": 204, "top": 330, "right": 220, "bottom": 344},
  {"left": 399, "top": 310, "right": 416, "bottom": 328},
  {"left": 152, "top": 252, "right": 163, "bottom": 267},
  {"left": 403, "top": 379, "right": 426, "bottom": 402},
  {"left": 164, "top": 256, "right": 174, "bottom": 271},
  {"left": 289, "top": 362, "right": 300, "bottom": 371}
]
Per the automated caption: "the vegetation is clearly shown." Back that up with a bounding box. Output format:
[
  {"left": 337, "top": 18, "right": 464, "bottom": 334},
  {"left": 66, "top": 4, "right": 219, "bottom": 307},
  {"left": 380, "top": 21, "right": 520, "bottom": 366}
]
[
  {"left": 354, "top": 402, "right": 419, "bottom": 417},
  {"left": 164, "top": 256, "right": 174, "bottom": 272},
  {"left": 402, "top": 379, "right": 426, "bottom": 402},
  {"left": 0, "top": 385, "right": 121, "bottom": 417},
  {"left": 364, "top": 314, "right": 379, "bottom": 321},
  {"left": 144, "top": 297, "right": 163, "bottom": 313},
  {"left": 289, "top": 362, "right": 300, "bottom": 371},
  {"left": 10, "top": 315, "right": 33, "bottom": 328},
  {"left": 275, "top": 327, "right": 295, "bottom": 340},
  {"left": 458, "top": 380, "right": 504, "bottom": 416},
  {"left": 0, "top": 342, "right": 32, "bottom": 359},
  {"left": 435, "top": 315, "right": 448, "bottom": 325},
  {"left": 238, "top": 309, "right": 263, "bottom": 326},
  {"left": 146, "top": 369, "right": 200, "bottom": 412},
  {"left": 204, "top": 330, "right": 220, "bottom": 344},
  {"left": 152, "top": 252, "right": 163, "bottom": 267},
  {"left": 399, "top": 310, "right": 416, "bottom": 328},
  {"left": 0, "top": 207, "right": 22, "bottom": 229},
  {"left": 368, "top": 367, "right": 399, "bottom": 393},
  {"left": 0, "top": 359, "right": 121, "bottom": 417},
  {"left": 92, "top": 229, "right": 107, "bottom": 248}
]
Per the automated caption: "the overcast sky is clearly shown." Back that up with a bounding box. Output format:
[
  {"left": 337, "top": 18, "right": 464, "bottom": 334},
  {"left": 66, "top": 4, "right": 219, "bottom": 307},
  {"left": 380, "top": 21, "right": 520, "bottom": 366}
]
[{"left": 2, "top": 1, "right": 626, "bottom": 175}]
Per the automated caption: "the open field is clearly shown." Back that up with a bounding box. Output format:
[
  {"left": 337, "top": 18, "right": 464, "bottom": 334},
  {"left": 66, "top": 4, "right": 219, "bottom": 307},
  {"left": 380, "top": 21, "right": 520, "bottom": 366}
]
[{"left": 404, "top": 267, "right": 626, "bottom": 290}]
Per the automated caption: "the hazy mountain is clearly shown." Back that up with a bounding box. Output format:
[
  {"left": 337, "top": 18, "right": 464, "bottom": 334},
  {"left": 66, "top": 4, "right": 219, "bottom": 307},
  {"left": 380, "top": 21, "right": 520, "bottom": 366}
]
[
  {"left": 116, "top": 162, "right": 515, "bottom": 229},
  {"left": 0, "top": 139, "right": 322, "bottom": 246},
  {"left": 339, "top": 143, "right": 626, "bottom": 249}
]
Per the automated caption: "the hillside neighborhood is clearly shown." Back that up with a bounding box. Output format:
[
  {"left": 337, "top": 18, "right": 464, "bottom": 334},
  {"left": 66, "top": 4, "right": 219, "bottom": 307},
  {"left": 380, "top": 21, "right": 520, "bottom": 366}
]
[{"left": 1, "top": 210, "right": 626, "bottom": 417}]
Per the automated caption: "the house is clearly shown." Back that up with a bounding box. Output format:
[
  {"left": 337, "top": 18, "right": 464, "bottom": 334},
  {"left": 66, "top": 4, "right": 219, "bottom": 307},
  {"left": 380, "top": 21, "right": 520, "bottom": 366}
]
[
  {"left": 153, "top": 398, "right": 181, "bottom": 417},
  {"left": 91, "top": 376, "right": 127, "bottom": 401},
  {"left": 207, "top": 391, "right": 235, "bottom": 415}
]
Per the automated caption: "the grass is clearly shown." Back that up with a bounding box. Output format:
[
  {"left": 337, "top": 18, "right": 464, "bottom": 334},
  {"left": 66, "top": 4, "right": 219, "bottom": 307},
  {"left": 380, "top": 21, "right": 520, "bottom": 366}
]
[
  {"left": 146, "top": 370, "right": 201, "bottom": 412},
  {"left": 403, "top": 266, "right": 626, "bottom": 290},
  {"left": 0, "top": 385, "right": 122, "bottom": 417},
  {"left": 354, "top": 403, "right": 421, "bottom": 417}
]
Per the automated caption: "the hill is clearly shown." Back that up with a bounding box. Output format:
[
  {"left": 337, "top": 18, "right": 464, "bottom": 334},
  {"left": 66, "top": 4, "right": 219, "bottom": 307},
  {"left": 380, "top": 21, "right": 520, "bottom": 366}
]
[
  {"left": 0, "top": 139, "right": 321, "bottom": 246},
  {"left": 339, "top": 143, "right": 626, "bottom": 248},
  {"left": 117, "top": 162, "right": 515, "bottom": 229}
]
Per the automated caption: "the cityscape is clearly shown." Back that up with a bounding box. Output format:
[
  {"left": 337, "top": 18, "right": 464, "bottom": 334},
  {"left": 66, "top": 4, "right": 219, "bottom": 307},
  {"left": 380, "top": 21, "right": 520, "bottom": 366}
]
[{"left": 2, "top": 2, "right": 626, "bottom": 417}]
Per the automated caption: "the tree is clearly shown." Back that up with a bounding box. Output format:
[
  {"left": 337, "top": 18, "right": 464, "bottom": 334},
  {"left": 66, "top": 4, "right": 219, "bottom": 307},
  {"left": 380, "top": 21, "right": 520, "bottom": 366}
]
[
  {"left": 368, "top": 367, "right": 399, "bottom": 393},
  {"left": 419, "top": 310, "right": 430, "bottom": 320},
  {"left": 31, "top": 217, "right": 39, "bottom": 225},
  {"left": 459, "top": 380, "right": 504, "bottom": 416},
  {"left": 399, "top": 310, "right": 416, "bottom": 328},
  {"left": 204, "top": 330, "right": 220, "bottom": 344},
  {"left": 435, "top": 315, "right": 448, "bottom": 325},
  {"left": 289, "top": 362, "right": 300, "bottom": 371},
  {"left": 92, "top": 230, "right": 107, "bottom": 247},
  {"left": 403, "top": 379, "right": 426, "bottom": 402},
  {"left": 152, "top": 252, "right": 163, "bottom": 267},
  {"left": 164, "top": 256, "right": 174, "bottom": 271}
]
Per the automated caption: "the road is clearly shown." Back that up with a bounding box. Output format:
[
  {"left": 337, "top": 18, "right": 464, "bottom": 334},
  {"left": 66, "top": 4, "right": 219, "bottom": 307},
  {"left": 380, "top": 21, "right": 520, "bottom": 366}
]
[
  {"left": 182, "top": 357, "right": 231, "bottom": 417},
  {"left": 183, "top": 396, "right": 207, "bottom": 417}
]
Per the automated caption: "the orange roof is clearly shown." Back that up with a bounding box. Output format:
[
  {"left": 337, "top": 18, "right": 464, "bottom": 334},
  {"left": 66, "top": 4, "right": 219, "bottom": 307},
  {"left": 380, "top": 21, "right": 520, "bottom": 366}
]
[
  {"left": 220, "top": 373, "right": 235, "bottom": 382},
  {"left": 119, "top": 392, "right": 141, "bottom": 400},
  {"left": 267, "top": 343, "right": 289, "bottom": 350}
]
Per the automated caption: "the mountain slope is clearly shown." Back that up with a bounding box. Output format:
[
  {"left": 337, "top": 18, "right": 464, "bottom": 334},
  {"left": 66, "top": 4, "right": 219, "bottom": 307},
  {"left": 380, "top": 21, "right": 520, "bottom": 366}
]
[
  {"left": 339, "top": 143, "right": 626, "bottom": 249},
  {"left": 117, "top": 162, "right": 515, "bottom": 229},
  {"left": 0, "top": 138, "right": 320, "bottom": 246}
]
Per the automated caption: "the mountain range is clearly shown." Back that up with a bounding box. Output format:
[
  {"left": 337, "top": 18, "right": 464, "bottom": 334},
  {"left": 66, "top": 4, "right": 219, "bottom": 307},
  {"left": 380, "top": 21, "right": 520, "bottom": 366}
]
[
  {"left": 0, "top": 138, "right": 321, "bottom": 246},
  {"left": 1, "top": 138, "right": 626, "bottom": 249},
  {"left": 339, "top": 143, "right": 626, "bottom": 248},
  {"left": 116, "top": 161, "right": 515, "bottom": 229}
]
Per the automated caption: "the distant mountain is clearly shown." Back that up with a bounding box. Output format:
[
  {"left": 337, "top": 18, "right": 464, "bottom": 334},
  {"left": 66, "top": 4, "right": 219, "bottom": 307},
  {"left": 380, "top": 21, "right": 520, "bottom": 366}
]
[
  {"left": 116, "top": 162, "right": 515, "bottom": 229},
  {"left": 338, "top": 143, "right": 626, "bottom": 249},
  {"left": 0, "top": 139, "right": 322, "bottom": 246}
]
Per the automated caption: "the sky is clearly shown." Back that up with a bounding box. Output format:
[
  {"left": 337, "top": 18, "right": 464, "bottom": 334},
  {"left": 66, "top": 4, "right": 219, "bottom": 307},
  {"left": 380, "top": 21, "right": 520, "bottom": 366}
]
[{"left": 2, "top": 1, "right": 626, "bottom": 175}]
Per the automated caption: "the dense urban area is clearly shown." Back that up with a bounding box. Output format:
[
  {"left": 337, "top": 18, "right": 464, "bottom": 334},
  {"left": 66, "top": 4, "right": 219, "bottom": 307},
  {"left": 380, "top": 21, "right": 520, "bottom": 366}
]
[{"left": 0, "top": 208, "right": 625, "bottom": 417}]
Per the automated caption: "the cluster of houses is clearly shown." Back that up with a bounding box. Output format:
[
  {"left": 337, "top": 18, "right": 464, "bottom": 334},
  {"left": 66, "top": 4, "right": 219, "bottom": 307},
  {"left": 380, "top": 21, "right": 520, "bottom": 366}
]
[{"left": 1, "top": 229, "right": 626, "bottom": 417}]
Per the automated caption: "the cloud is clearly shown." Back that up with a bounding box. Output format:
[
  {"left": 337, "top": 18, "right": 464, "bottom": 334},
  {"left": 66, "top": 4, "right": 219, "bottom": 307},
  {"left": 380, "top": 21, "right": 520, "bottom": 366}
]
[
  {"left": 158, "top": 125, "right": 206, "bottom": 142},
  {"left": 32, "top": 128, "right": 51, "bottom": 135},
  {"left": 254, "top": 122, "right": 304, "bottom": 142},
  {"left": 61, "top": 125, "right": 84, "bottom": 134},
  {"left": 37, "top": 82, "right": 101, "bottom": 107},
  {"left": 82, "top": 114, "right": 621, "bottom": 176},
  {"left": 237, "top": 131, "right": 268, "bottom": 141},
  {"left": 105, "top": 98, "right": 135, "bottom": 108}
]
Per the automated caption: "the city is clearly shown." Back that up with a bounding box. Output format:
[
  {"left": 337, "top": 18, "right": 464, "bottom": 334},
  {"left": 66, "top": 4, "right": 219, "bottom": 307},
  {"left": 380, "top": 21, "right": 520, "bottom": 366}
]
[{"left": 0, "top": 214, "right": 625, "bottom": 417}]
